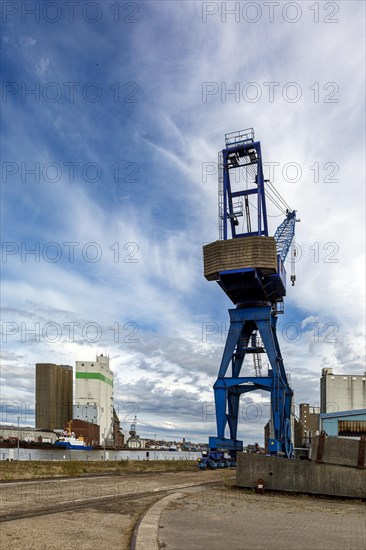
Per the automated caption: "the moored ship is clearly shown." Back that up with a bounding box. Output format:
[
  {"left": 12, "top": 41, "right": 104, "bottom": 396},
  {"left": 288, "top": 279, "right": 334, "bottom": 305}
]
[{"left": 54, "top": 431, "right": 93, "bottom": 450}]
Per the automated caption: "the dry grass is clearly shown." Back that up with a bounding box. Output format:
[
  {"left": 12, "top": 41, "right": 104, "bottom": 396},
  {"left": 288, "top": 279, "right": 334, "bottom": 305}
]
[{"left": 0, "top": 459, "right": 198, "bottom": 481}]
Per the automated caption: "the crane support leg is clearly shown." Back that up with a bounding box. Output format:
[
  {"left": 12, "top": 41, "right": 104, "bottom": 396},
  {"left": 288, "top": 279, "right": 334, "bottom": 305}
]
[{"left": 209, "top": 303, "right": 293, "bottom": 458}]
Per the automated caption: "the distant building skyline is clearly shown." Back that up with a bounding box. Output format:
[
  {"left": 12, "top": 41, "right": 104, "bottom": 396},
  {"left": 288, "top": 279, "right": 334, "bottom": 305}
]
[{"left": 294, "top": 403, "right": 320, "bottom": 448}]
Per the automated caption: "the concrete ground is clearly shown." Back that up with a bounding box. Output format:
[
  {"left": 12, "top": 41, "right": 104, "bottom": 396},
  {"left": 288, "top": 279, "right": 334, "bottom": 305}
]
[
  {"left": 137, "top": 486, "right": 366, "bottom": 550},
  {"left": 1, "top": 472, "right": 365, "bottom": 549}
]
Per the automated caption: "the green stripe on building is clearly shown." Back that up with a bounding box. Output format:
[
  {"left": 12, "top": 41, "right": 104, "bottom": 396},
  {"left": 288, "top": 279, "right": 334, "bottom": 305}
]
[{"left": 75, "top": 372, "right": 113, "bottom": 386}]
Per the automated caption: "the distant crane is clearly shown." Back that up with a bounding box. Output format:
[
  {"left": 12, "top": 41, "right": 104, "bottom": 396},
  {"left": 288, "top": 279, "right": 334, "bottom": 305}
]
[
  {"left": 126, "top": 415, "right": 141, "bottom": 448},
  {"left": 203, "top": 128, "right": 298, "bottom": 462}
]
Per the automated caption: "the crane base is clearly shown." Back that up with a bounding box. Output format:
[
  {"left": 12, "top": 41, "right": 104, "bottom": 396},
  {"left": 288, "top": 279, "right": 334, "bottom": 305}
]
[
  {"left": 268, "top": 439, "right": 284, "bottom": 454},
  {"left": 208, "top": 437, "right": 243, "bottom": 452}
]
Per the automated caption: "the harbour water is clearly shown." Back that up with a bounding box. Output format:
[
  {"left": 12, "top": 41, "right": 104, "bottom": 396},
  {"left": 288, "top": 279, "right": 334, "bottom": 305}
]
[{"left": 1, "top": 447, "right": 201, "bottom": 462}]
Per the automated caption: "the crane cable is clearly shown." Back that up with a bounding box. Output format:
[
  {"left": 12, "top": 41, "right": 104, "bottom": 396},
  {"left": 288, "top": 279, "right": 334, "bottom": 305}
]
[
  {"left": 245, "top": 164, "right": 291, "bottom": 214},
  {"left": 236, "top": 153, "right": 293, "bottom": 213},
  {"left": 235, "top": 159, "right": 292, "bottom": 219},
  {"left": 266, "top": 180, "right": 292, "bottom": 212},
  {"left": 265, "top": 188, "right": 287, "bottom": 215}
]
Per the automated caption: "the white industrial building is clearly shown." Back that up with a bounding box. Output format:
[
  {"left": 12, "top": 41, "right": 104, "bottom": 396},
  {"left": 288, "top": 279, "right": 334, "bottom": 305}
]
[
  {"left": 0, "top": 426, "right": 57, "bottom": 443},
  {"left": 74, "top": 354, "right": 114, "bottom": 445},
  {"left": 320, "top": 368, "right": 366, "bottom": 414}
]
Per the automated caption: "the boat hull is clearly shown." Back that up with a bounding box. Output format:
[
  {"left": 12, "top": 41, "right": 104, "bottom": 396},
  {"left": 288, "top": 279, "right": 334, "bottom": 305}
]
[{"left": 54, "top": 442, "right": 93, "bottom": 450}]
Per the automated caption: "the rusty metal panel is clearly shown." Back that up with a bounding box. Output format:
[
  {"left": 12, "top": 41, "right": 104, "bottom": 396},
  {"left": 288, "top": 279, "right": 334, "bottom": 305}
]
[
  {"left": 316, "top": 431, "right": 327, "bottom": 463},
  {"left": 203, "top": 236, "right": 278, "bottom": 281},
  {"left": 357, "top": 436, "right": 366, "bottom": 469}
]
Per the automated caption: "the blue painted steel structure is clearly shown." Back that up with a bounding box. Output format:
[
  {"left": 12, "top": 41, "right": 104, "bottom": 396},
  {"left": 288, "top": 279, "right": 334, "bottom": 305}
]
[
  {"left": 208, "top": 128, "right": 297, "bottom": 459},
  {"left": 274, "top": 212, "right": 296, "bottom": 264}
]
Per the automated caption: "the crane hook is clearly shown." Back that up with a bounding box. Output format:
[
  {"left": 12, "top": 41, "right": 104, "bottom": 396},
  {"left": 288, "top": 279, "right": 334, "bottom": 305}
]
[{"left": 290, "top": 243, "right": 296, "bottom": 286}]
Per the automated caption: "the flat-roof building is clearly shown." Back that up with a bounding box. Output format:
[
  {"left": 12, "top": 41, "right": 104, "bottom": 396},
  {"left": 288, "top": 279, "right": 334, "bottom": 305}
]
[
  {"left": 74, "top": 354, "right": 114, "bottom": 446},
  {"left": 320, "top": 409, "right": 366, "bottom": 438},
  {"left": 320, "top": 368, "right": 366, "bottom": 413},
  {"left": 294, "top": 403, "right": 320, "bottom": 448}
]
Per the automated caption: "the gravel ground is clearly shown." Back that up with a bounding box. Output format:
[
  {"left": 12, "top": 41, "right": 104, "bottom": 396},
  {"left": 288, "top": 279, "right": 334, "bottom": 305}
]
[
  {"left": 158, "top": 486, "right": 366, "bottom": 550},
  {"left": 0, "top": 470, "right": 227, "bottom": 549},
  {"left": 1, "top": 494, "right": 158, "bottom": 550},
  {"left": 2, "top": 472, "right": 364, "bottom": 550}
]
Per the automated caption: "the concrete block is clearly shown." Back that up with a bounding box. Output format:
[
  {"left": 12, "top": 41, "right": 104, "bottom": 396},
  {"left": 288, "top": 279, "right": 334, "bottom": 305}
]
[
  {"left": 311, "top": 435, "right": 365, "bottom": 468},
  {"left": 236, "top": 453, "right": 366, "bottom": 499}
]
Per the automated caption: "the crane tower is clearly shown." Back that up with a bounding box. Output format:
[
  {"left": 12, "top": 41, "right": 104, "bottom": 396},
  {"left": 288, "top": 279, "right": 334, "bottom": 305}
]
[{"left": 203, "top": 128, "right": 297, "bottom": 459}]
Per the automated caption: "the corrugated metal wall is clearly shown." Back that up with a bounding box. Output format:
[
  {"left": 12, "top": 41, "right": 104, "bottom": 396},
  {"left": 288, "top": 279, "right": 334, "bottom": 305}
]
[{"left": 338, "top": 420, "right": 366, "bottom": 436}]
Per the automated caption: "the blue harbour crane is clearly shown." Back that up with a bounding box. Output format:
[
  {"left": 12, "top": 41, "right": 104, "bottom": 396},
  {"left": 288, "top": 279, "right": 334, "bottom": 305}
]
[{"left": 200, "top": 128, "right": 298, "bottom": 468}]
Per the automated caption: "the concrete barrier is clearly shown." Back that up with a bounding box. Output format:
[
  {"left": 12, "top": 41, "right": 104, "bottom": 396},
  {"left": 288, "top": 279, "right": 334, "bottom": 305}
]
[
  {"left": 236, "top": 453, "right": 366, "bottom": 498},
  {"left": 311, "top": 435, "right": 365, "bottom": 468}
]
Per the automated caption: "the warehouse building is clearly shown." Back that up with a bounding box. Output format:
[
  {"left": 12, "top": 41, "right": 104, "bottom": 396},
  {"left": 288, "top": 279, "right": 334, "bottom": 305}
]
[
  {"left": 0, "top": 426, "right": 57, "bottom": 443},
  {"left": 320, "top": 409, "right": 366, "bottom": 438},
  {"left": 65, "top": 419, "right": 100, "bottom": 447}
]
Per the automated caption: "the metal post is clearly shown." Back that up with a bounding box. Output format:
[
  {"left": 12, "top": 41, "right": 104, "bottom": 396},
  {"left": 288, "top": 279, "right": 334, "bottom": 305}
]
[{"left": 17, "top": 416, "right": 20, "bottom": 461}]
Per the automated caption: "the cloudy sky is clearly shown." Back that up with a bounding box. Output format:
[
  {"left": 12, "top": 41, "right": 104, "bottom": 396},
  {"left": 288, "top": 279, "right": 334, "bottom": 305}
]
[{"left": 1, "top": 1, "right": 365, "bottom": 444}]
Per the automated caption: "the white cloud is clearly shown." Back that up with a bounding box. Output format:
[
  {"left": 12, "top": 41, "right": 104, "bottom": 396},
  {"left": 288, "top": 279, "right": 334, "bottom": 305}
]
[
  {"left": 1, "top": 1, "right": 365, "bottom": 442},
  {"left": 20, "top": 36, "right": 37, "bottom": 47},
  {"left": 35, "top": 56, "right": 50, "bottom": 76},
  {"left": 301, "top": 316, "right": 319, "bottom": 329}
]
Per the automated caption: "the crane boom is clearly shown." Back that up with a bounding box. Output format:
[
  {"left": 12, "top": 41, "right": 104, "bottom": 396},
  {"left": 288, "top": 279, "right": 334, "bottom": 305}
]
[{"left": 274, "top": 210, "right": 296, "bottom": 263}]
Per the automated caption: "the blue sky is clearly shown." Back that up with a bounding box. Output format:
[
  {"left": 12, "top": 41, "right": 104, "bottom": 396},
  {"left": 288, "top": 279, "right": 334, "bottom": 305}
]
[{"left": 1, "top": 1, "right": 365, "bottom": 444}]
